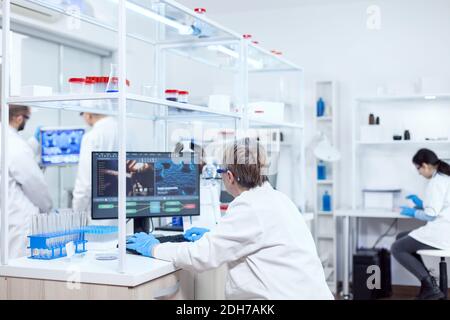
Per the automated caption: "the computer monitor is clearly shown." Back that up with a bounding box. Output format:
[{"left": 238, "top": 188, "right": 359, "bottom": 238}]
[
  {"left": 91, "top": 152, "right": 200, "bottom": 222},
  {"left": 40, "top": 126, "right": 85, "bottom": 166}
]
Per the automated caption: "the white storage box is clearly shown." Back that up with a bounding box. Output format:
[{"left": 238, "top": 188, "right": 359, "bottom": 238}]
[
  {"left": 21, "top": 85, "right": 53, "bottom": 96},
  {"left": 363, "top": 189, "right": 401, "bottom": 210},
  {"left": 248, "top": 101, "right": 285, "bottom": 122}
]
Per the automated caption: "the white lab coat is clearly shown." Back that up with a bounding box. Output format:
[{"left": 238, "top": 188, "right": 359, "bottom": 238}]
[
  {"left": 0, "top": 126, "right": 52, "bottom": 258},
  {"left": 72, "top": 117, "right": 118, "bottom": 214},
  {"left": 154, "top": 182, "right": 334, "bottom": 300},
  {"left": 410, "top": 172, "right": 450, "bottom": 250}
]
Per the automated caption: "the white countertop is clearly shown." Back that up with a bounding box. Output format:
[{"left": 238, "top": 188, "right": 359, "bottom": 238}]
[
  {"left": 0, "top": 250, "right": 177, "bottom": 287},
  {"left": 335, "top": 209, "right": 411, "bottom": 219}
]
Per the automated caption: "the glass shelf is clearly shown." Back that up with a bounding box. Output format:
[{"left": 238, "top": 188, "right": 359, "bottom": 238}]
[
  {"left": 8, "top": 94, "right": 303, "bottom": 128},
  {"left": 19, "top": 1, "right": 301, "bottom": 73},
  {"left": 21, "top": 0, "right": 240, "bottom": 45},
  {"left": 247, "top": 44, "right": 302, "bottom": 72},
  {"left": 164, "top": 42, "right": 242, "bottom": 72},
  {"left": 7, "top": 93, "right": 242, "bottom": 121}
]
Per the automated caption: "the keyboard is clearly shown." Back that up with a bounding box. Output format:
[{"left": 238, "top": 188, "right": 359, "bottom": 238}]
[
  {"left": 124, "top": 234, "right": 188, "bottom": 255},
  {"left": 156, "top": 234, "right": 188, "bottom": 243}
]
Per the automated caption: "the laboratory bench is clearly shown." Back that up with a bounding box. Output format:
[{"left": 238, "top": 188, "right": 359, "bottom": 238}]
[{"left": 0, "top": 251, "right": 194, "bottom": 300}]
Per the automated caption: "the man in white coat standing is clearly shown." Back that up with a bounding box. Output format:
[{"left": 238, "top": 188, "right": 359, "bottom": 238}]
[
  {"left": 0, "top": 105, "right": 52, "bottom": 258},
  {"left": 72, "top": 113, "right": 118, "bottom": 215},
  {"left": 127, "top": 138, "right": 334, "bottom": 300}
]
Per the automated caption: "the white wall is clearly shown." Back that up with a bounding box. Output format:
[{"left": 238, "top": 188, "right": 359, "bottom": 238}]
[{"left": 199, "top": 0, "right": 450, "bottom": 285}]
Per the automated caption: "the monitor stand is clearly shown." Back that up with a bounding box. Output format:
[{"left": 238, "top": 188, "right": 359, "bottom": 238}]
[{"left": 133, "top": 217, "right": 150, "bottom": 233}]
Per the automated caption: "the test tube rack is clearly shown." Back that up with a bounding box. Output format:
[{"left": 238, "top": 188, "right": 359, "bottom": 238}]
[{"left": 28, "top": 230, "right": 87, "bottom": 260}]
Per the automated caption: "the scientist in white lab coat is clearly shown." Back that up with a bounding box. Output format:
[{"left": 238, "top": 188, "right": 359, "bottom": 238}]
[
  {"left": 0, "top": 105, "right": 52, "bottom": 258},
  {"left": 127, "top": 138, "right": 333, "bottom": 300},
  {"left": 72, "top": 113, "right": 118, "bottom": 214},
  {"left": 392, "top": 148, "right": 450, "bottom": 300}
]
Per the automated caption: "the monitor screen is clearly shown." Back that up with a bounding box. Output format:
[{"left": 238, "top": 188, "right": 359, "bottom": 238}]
[
  {"left": 91, "top": 152, "right": 200, "bottom": 219},
  {"left": 40, "top": 127, "right": 85, "bottom": 166}
]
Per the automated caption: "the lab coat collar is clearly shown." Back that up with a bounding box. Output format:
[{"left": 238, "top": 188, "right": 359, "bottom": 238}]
[
  {"left": 237, "top": 181, "right": 273, "bottom": 198},
  {"left": 8, "top": 125, "right": 19, "bottom": 134}
]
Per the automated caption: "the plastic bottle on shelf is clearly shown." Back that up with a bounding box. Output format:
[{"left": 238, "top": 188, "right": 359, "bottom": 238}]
[
  {"left": 317, "top": 98, "right": 325, "bottom": 117},
  {"left": 404, "top": 130, "right": 411, "bottom": 140},
  {"left": 84, "top": 78, "right": 96, "bottom": 94},
  {"left": 68, "top": 78, "right": 85, "bottom": 94},
  {"left": 165, "top": 89, "right": 179, "bottom": 102},
  {"left": 178, "top": 91, "right": 189, "bottom": 103},
  {"left": 322, "top": 191, "right": 331, "bottom": 212},
  {"left": 95, "top": 77, "right": 108, "bottom": 93},
  {"left": 317, "top": 161, "right": 327, "bottom": 180}
]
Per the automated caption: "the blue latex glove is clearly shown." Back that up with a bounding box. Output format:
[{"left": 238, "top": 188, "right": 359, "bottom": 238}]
[
  {"left": 126, "top": 232, "right": 160, "bottom": 257},
  {"left": 184, "top": 227, "right": 210, "bottom": 242},
  {"left": 406, "top": 194, "right": 424, "bottom": 209},
  {"left": 400, "top": 206, "right": 416, "bottom": 218},
  {"left": 33, "top": 126, "right": 42, "bottom": 142}
]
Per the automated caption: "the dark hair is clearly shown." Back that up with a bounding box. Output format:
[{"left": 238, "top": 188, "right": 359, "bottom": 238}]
[
  {"left": 412, "top": 148, "right": 450, "bottom": 176},
  {"left": 7, "top": 104, "right": 30, "bottom": 122}
]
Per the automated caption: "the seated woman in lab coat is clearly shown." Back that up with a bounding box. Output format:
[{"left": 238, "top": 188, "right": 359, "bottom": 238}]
[
  {"left": 127, "top": 138, "right": 333, "bottom": 300},
  {"left": 391, "top": 148, "right": 450, "bottom": 300}
]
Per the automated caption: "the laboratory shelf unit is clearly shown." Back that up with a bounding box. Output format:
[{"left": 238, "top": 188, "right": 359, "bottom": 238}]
[
  {"left": 1, "top": 0, "right": 305, "bottom": 278},
  {"left": 312, "top": 80, "right": 338, "bottom": 293}
]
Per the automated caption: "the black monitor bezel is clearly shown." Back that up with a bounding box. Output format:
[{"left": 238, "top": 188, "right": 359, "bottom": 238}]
[{"left": 91, "top": 151, "right": 201, "bottom": 220}]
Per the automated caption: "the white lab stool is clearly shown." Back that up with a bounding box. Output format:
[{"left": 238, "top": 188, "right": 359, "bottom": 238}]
[{"left": 417, "top": 250, "right": 450, "bottom": 300}]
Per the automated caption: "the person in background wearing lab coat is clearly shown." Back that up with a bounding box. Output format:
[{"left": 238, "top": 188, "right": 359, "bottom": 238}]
[
  {"left": 72, "top": 113, "right": 118, "bottom": 215},
  {"left": 127, "top": 138, "right": 333, "bottom": 300},
  {"left": 391, "top": 148, "right": 450, "bottom": 300},
  {"left": 0, "top": 105, "right": 52, "bottom": 258}
]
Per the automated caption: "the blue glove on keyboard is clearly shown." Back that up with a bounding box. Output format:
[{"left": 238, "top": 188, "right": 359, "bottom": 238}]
[
  {"left": 126, "top": 232, "right": 160, "bottom": 257},
  {"left": 400, "top": 206, "right": 416, "bottom": 218},
  {"left": 406, "top": 194, "right": 424, "bottom": 209},
  {"left": 184, "top": 227, "right": 210, "bottom": 242}
]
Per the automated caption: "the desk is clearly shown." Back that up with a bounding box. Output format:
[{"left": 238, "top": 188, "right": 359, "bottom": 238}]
[
  {"left": 336, "top": 209, "right": 411, "bottom": 299},
  {"left": 0, "top": 250, "right": 194, "bottom": 300}
]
